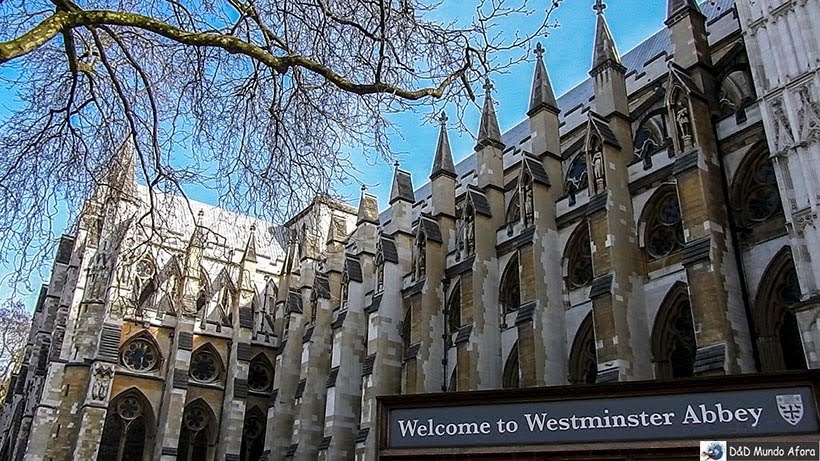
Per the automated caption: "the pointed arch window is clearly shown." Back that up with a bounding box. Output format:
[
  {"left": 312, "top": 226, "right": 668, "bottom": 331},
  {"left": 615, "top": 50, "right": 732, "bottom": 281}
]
[
  {"left": 634, "top": 112, "right": 669, "bottom": 168},
  {"left": 240, "top": 407, "right": 267, "bottom": 461},
  {"left": 644, "top": 189, "right": 685, "bottom": 259},
  {"left": 502, "top": 342, "right": 520, "bottom": 389},
  {"left": 719, "top": 69, "right": 755, "bottom": 122},
  {"left": 754, "top": 249, "right": 806, "bottom": 372},
  {"left": 189, "top": 345, "right": 223, "bottom": 384},
  {"left": 651, "top": 283, "right": 696, "bottom": 379},
  {"left": 447, "top": 283, "right": 462, "bottom": 334},
  {"left": 568, "top": 313, "right": 597, "bottom": 385},
  {"left": 565, "top": 223, "right": 593, "bottom": 289},
  {"left": 506, "top": 192, "right": 521, "bottom": 225},
  {"left": 500, "top": 256, "right": 520, "bottom": 314},
  {"left": 120, "top": 332, "right": 161, "bottom": 373},
  {"left": 733, "top": 147, "right": 782, "bottom": 228},
  {"left": 248, "top": 354, "right": 274, "bottom": 393},
  {"left": 565, "top": 154, "right": 588, "bottom": 206},
  {"left": 178, "top": 402, "right": 214, "bottom": 461},
  {"left": 133, "top": 257, "right": 156, "bottom": 310},
  {"left": 96, "top": 391, "right": 154, "bottom": 461}
]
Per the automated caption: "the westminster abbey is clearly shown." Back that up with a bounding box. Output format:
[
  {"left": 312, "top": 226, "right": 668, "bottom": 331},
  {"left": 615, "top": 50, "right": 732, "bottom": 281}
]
[{"left": 2, "top": 0, "right": 820, "bottom": 459}]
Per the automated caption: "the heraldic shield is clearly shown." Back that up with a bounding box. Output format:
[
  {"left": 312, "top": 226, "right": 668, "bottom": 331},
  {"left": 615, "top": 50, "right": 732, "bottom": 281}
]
[{"left": 776, "top": 394, "right": 804, "bottom": 426}]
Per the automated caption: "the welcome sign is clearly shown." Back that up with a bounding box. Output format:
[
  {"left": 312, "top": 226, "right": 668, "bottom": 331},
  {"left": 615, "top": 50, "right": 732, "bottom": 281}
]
[{"left": 386, "top": 386, "right": 819, "bottom": 448}]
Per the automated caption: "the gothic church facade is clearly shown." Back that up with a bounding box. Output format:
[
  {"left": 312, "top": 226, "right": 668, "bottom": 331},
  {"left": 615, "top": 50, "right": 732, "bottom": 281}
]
[{"left": 2, "top": 0, "right": 820, "bottom": 460}]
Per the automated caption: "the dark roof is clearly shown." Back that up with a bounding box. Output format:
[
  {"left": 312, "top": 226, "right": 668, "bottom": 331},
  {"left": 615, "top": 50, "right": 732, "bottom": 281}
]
[
  {"left": 327, "top": 366, "right": 339, "bottom": 387},
  {"left": 345, "top": 256, "right": 363, "bottom": 283},
  {"left": 357, "top": 193, "right": 380, "bottom": 225},
  {"left": 365, "top": 294, "right": 382, "bottom": 314},
  {"left": 313, "top": 274, "right": 331, "bottom": 299},
  {"left": 589, "top": 116, "right": 621, "bottom": 149},
  {"left": 362, "top": 354, "right": 376, "bottom": 375},
  {"left": 467, "top": 188, "right": 492, "bottom": 217},
  {"left": 331, "top": 310, "right": 347, "bottom": 329},
  {"left": 475, "top": 82, "right": 504, "bottom": 150},
  {"left": 528, "top": 43, "right": 559, "bottom": 115},
  {"left": 287, "top": 289, "right": 303, "bottom": 314},
  {"left": 523, "top": 155, "right": 550, "bottom": 186},
  {"left": 431, "top": 120, "right": 456, "bottom": 180},
  {"left": 390, "top": 169, "right": 415, "bottom": 204},
  {"left": 380, "top": 237, "right": 399, "bottom": 264},
  {"left": 592, "top": 9, "right": 623, "bottom": 70},
  {"left": 454, "top": 324, "right": 473, "bottom": 345},
  {"left": 419, "top": 216, "right": 443, "bottom": 243}
]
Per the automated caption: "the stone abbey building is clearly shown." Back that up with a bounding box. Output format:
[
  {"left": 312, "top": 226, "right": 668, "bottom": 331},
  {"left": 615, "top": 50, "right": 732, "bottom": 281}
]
[{"left": 2, "top": 0, "right": 820, "bottom": 459}]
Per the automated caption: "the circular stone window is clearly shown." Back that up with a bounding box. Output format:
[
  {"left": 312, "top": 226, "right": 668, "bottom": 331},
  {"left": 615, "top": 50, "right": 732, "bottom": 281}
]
[
  {"left": 247, "top": 361, "right": 273, "bottom": 392},
  {"left": 121, "top": 338, "right": 159, "bottom": 372},
  {"left": 189, "top": 350, "right": 220, "bottom": 383}
]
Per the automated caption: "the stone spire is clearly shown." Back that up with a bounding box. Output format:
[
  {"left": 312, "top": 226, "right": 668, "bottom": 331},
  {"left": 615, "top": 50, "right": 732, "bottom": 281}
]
[
  {"left": 389, "top": 162, "right": 415, "bottom": 205},
  {"left": 242, "top": 224, "right": 258, "bottom": 263},
  {"left": 430, "top": 112, "right": 456, "bottom": 180},
  {"left": 591, "top": 0, "right": 623, "bottom": 72},
  {"left": 667, "top": 0, "right": 701, "bottom": 20},
  {"left": 528, "top": 43, "right": 558, "bottom": 116},
  {"left": 475, "top": 79, "right": 504, "bottom": 151},
  {"left": 357, "top": 185, "right": 380, "bottom": 225}
]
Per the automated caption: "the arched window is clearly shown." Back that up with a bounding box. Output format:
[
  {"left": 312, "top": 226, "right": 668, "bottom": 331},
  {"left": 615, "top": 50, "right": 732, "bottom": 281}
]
[
  {"left": 651, "top": 283, "right": 696, "bottom": 379},
  {"left": 178, "top": 401, "right": 215, "bottom": 461},
  {"left": 568, "top": 312, "right": 597, "bottom": 384},
  {"left": 643, "top": 189, "right": 685, "bottom": 259},
  {"left": 240, "top": 407, "right": 267, "bottom": 461},
  {"left": 565, "top": 154, "right": 588, "bottom": 205},
  {"left": 248, "top": 354, "right": 274, "bottom": 393},
  {"left": 565, "top": 223, "right": 593, "bottom": 289},
  {"left": 732, "top": 146, "right": 782, "bottom": 228},
  {"left": 506, "top": 192, "right": 521, "bottom": 225},
  {"left": 97, "top": 390, "right": 154, "bottom": 461},
  {"left": 400, "top": 307, "right": 412, "bottom": 353},
  {"left": 634, "top": 112, "right": 669, "bottom": 168},
  {"left": 447, "top": 283, "right": 462, "bottom": 334},
  {"left": 754, "top": 248, "right": 806, "bottom": 372},
  {"left": 502, "top": 342, "right": 520, "bottom": 389},
  {"left": 133, "top": 257, "right": 156, "bottom": 310},
  {"left": 119, "top": 331, "right": 161, "bottom": 373},
  {"left": 189, "top": 345, "right": 223, "bottom": 384},
  {"left": 499, "top": 256, "right": 520, "bottom": 314},
  {"left": 719, "top": 69, "right": 755, "bottom": 121},
  {"left": 195, "top": 267, "right": 210, "bottom": 313}
]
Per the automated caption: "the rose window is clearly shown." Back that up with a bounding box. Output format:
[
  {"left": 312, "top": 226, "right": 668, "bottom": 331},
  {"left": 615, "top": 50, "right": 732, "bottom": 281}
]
[
  {"left": 248, "top": 361, "right": 272, "bottom": 392},
  {"left": 190, "top": 350, "right": 219, "bottom": 383},
  {"left": 243, "top": 415, "right": 264, "bottom": 440},
  {"left": 183, "top": 407, "right": 208, "bottom": 432},
  {"left": 121, "top": 338, "right": 158, "bottom": 372},
  {"left": 116, "top": 396, "right": 143, "bottom": 420}
]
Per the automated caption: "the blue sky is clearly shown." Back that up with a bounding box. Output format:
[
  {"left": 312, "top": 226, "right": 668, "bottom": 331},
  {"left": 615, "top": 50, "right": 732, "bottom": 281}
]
[{"left": 0, "top": 0, "right": 668, "bottom": 306}]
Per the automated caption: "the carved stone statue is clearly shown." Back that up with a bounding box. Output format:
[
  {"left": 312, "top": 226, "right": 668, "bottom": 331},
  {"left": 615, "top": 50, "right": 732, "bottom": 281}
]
[
  {"left": 592, "top": 148, "right": 605, "bottom": 195},
  {"left": 522, "top": 180, "right": 534, "bottom": 226},
  {"left": 464, "top": 209, "right": 475, "bottom": 256},
  {"left": 85, "top": 252, "right": 112, "bottom": 302},
  {"left": 415, "top": 236, "right": 426, "bottom": 280},
  {"left": 676, "top": 105, "right": 692, "bottom": 148}
]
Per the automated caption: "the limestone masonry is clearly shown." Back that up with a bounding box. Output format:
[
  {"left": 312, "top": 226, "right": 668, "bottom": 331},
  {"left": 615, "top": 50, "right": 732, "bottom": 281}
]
[{"left": 2, "top": 0, "right": 820, "bottom": 459}]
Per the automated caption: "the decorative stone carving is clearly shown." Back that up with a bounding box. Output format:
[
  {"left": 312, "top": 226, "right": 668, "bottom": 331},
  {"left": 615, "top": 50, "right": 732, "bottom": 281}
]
[
  {"left": 795, "top": 208, "right": 818, "bottom": 233},
  {"left": 85, "top": 252, "right": 112, "bottom": 302},
  {"left": 413, "top": 234, "right": 426, "bottom": 280},
  {"left": 91, "top": 363, "right": 115, "bottom": 401},
  {"left": 771, "top": 97, "right": 795, "bottom": 155},
  {"left": 797, "top": 84, "right": 820, "bottom": 144}
]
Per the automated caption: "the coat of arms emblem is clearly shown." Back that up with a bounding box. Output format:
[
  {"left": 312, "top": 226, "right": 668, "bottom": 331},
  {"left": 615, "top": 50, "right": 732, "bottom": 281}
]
[{"left": 776, "top": 394, "right": 804, "bottom": 426}]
